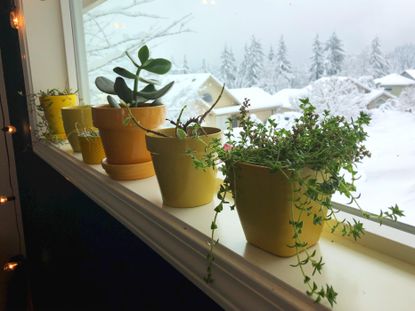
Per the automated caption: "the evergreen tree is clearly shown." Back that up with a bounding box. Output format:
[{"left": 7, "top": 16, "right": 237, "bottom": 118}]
[
  {"left": 183, "top": 55, "right": 190, "bottom": 74},
  {"left": 324, "top": 32, "right": 345, "bottom": 76},
  {"left": 219, "top": 46, "right": 237, "bottom": 88},
  {"left": 309, "top": 34, "right": 324, "bottom": 81},
  {"left": 368, "top": 37, "right": 389, "bottom": 78},
  {"left": 262, "top": 45, "right": 277, "bottom": 93},
  {"left": 201, "top": 58, "right": 209, "bottom": 73},
  {"left": 237, "top": 36, "right": 264, "bottom": 87},
  {"left": 275, "top": 36, "right": 293, "bottom": 89}
]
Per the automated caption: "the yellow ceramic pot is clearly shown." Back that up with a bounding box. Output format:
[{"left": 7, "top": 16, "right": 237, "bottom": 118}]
[
  {"left": 78, "top": 135, "right": 106, "bottom": 165},
  {"left": 233, "top": 163, "right": 327, "bottom": 257},
  {"left": 92, "top": 104, "right": 165, "bottom": 180},
  {"left": 39, "top": 94, "right": 77, "bottom": 139},
  {"left": 61, "top": 106, "right": 93, "bottom": 152},
  {"left": 146, "top": 127, "right": 221, "bottom": 208}
]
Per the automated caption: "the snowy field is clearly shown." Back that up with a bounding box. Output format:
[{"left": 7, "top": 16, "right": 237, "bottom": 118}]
[{"left": 336, "top": 109, "right": 415, "bottom": 226}]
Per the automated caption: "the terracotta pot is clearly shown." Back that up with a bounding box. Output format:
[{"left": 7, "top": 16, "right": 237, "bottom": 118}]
[
  {"left": 146, "top": 127, "right": 221, "bottom": 208},
  {"left": 61, "top": 106, "right": 93, "bottom": 152},
  {"left": 92, "top": 104, "right": 165, "bottom": 180},
  {"left": 233, "top": 163, "right": 327, "bottom": 257},
  {"left": 78, "top": 135, "right": 106, "bottom": 165},
  {"left": 40, "top": 94, "right": 77, "bottom": 139}
]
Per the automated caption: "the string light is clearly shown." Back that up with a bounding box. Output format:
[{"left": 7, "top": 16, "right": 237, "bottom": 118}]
[
  {"left": 9, "top": 7, "right": 22, "bottom": 30},
  {"left": 3, "top": 261, "right": 19, "bottom": 272},
  {"left": 2, "top": 125, "right": 16, "bottom": 134},
  {"left": 0, "top": 195, "right": 15, "bottom": 205}
]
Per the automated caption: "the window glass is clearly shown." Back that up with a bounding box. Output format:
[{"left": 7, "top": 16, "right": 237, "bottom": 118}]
[{"left": 80, "top": 0, "right": 415, "bottom": 227}]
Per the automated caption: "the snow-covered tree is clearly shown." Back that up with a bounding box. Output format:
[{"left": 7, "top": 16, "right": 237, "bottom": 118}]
[
  {"left": 237, "top": 36, "right": 264, "bottom": 87},
  {"left": 261, "top": 46, "right": 277, "bottom": 93},
  {"left": 309, "top": 35, "right": 324, "bottom": 81},
  {"left": 387, "top": 44, "right": 415, "bottom": 72},
  {"left": 274, "top": 36, "right": 293, "bottom": 89},
  {"left": 200, "top": 59, "right": 210, "bottom": 73},
  {"left": 83, "top": 0, "right": 192, "bottom": 103},
  {"left": 219, "top": 46, "right": 237, "bottom": 88},
  {"left": 324, "top": 32, "right": 345, "bottom": 76},
  {"left": 368, "top": 37, "right": 389, "bottom": 78},
  {"left": 342, "top": 48, "right": 370, "bottom": 77},
  {"left": 182, "top": 55, "right": 190, "bottom": 74}
]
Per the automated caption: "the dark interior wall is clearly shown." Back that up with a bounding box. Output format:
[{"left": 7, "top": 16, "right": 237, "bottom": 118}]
[{"left": 0, "top": 5, "right": 221, "bottom": 311}]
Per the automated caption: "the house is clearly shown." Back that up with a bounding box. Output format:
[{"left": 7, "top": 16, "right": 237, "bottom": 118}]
[
  {"left": 160, "top": 73, "right": 240, "bottom": 129},
  {"left": 214, "top": 87, "right": 296, "bottom": 126},
  {"left": 374, "top": 73, "right": 415, "bottom": 96},
  {"left": 401, "top": 69, "right": 415, "bottom": 81}
]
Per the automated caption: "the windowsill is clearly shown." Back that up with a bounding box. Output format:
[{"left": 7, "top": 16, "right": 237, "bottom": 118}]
[{"left": 33, "top": 140, "right": 415, "bottom": 311}]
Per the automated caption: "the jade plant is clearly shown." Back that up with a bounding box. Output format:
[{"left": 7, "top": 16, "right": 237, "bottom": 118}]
[
  {"left": 190, "top": 98, "right": 404, "bottom": 307},
  {"left": 95, "top": 45, "right": 174, "bottom": 108}
]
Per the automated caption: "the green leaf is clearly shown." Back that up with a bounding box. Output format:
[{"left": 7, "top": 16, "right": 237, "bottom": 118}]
[
  {"left": 138, "top": 77, "right": 159, "bottom": 85},
  {"left": 95, "top": 77, "right": 116, "bottom": 95},
  {"left": 138, "top": 45, "right": 150, "bottom": 64},
  {"left": 176, "top": 128, "right": 187, "bottom": 139},
  {"left": 142, "top": 58, "right": 172, "bottom": 74},
  {"left": 138, "top": 81, "right": 174, "bottom": 100},
  {"left": 113, "top": 67, "right": 136, "bottom": 79},
  {"left": 107, "top": 95, "right": 120, "bottom": 108},
  {"left": 114, "top": 77, "right": 133, "bottom": 104}
]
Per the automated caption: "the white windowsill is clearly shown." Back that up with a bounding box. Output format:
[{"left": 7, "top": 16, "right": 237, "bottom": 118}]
[{"left": 32, "top": 140, "right": 415, "bottom": 311}]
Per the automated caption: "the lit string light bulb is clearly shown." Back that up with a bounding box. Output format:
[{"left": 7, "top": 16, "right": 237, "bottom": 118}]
[
  {"left": 3, "top": 261, "right": 19, "bottom": 272},
  {"left": 0, "top": 195, "right": 15, "bottom": 205},
  {"left": 2, "top": 125, "right": 17, "bottom": 134},
  {"left": 9, "top": 8, "right": 22, "bottom": 30}
]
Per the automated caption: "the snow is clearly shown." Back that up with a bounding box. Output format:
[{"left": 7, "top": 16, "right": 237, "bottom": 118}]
[
  {"left": 333, "top": 109, "right": 415, "bottom": 226},
  {"left": 402, "top": 69, "right": 415, "bottom": 80},
  {"left": 374, "top": 73, "right": 415, "bottom": 86},
  {"left": 272, "top": 88, "right": 307, "bottom": 108}
]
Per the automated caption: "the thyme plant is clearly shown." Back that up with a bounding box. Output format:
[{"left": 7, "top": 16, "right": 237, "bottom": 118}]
[{"left": 192, "top": 98, "right": 404, "bottom": 307}]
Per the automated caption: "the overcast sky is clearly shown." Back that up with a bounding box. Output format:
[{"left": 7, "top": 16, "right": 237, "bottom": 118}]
[{"left": 91, "top": 0, "right": 415, "bottom": 69}]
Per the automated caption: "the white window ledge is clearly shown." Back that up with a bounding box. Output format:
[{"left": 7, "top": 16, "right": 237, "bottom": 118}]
[{"left": 33, "top": 140, "right": 415, "bottom": 311}]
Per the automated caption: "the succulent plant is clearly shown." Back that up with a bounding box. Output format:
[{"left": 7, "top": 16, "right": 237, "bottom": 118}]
[{"left": 95, "top": 45, "right": 174, "bottom": 108}]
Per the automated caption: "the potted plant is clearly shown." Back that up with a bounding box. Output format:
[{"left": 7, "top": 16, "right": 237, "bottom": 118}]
[
  {"left": 37, "top": 88, "right": 78, "bottom": 139},
  {"left": 61, "top": 105, "right": 94, "bottom": 152},
  {"left": 194, "top": 98, "right": 404, "bottom": 306},
  {"left": 77, "top": 128, "right": 106, "bottom": 165},
  {"left": 140, "top": 86, "right": 224, "bottom": 208},
  {"left": 93, "top": 45, "right": 174, "bottom": 180}
]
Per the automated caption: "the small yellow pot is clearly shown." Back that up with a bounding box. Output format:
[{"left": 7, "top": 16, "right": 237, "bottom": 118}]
[
  {"left": 78, "top": 135, "right": 106, "bottom": 165},
  {"left": 146, "top": 127, "right": 221, "bottom": 208},
  {"left": 61, "top": 106, "right": 93, "bottom": 152},
  {"left": 233, "top": 163, "right": 327, "bottom": 257},
  {"left": 40, "top": 94, "right": 77, "bottom": 139}
]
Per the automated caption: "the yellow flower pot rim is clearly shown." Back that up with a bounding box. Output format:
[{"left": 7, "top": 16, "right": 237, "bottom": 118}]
[
  {"left": 146, "top": 126, "right": 221, "bottom": 140},
  {"left": 61, "top": 105, "right": 92, "bottom": 110}
]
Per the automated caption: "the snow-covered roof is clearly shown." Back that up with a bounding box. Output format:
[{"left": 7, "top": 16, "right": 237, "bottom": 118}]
[
  {"left": 357, "top": 89, "right": 395, "bottom": 107},
  {"left": 402, "top": 69, "right": 415, "bottom": 80},
  {"left": 272, "top": 88, "right": 308, "bottom": 108},
  {"left": 213, "top": 87, "right": 295, "bottom": 116},
  {"left": 374, "top": 74, "right": 415, "bottom": 86}
]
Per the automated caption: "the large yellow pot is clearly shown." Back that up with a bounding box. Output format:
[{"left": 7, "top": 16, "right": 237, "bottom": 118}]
[
  {"left": 78, "top": 135, "right": 106, "bottom": 165},
  {"left": 61, "top": 106, "right": 93, "bottom": 152},
  {"left": 233, "top": 163, "right": 327, "bottom": 257},
  {"left": 39, "top": 94, "right": 77, "bottom": 139},
  {"left": 92, "top": 104, "right": 165, "bottom": 180},
  {"left": 146, "top": 127, "right": 221, "bottom": 208}
]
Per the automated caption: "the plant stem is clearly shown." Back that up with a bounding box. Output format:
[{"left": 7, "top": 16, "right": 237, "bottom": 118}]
[{"left": 125, "top": 106, "right": 168, "bottom": 137}]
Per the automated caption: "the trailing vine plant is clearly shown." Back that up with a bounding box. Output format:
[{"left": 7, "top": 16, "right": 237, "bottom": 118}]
[{"left": 189, "top": 98, "right": 404, "bottom": 307}]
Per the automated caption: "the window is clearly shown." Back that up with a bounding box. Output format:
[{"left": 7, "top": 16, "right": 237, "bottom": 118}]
[{"left": 72, "top": 0, "right": 415, "bottom": 229}]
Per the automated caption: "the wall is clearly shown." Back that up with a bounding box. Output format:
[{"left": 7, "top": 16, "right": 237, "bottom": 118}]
[{"left": 0, "top": 2, "right": 221, "bottom": 310}]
